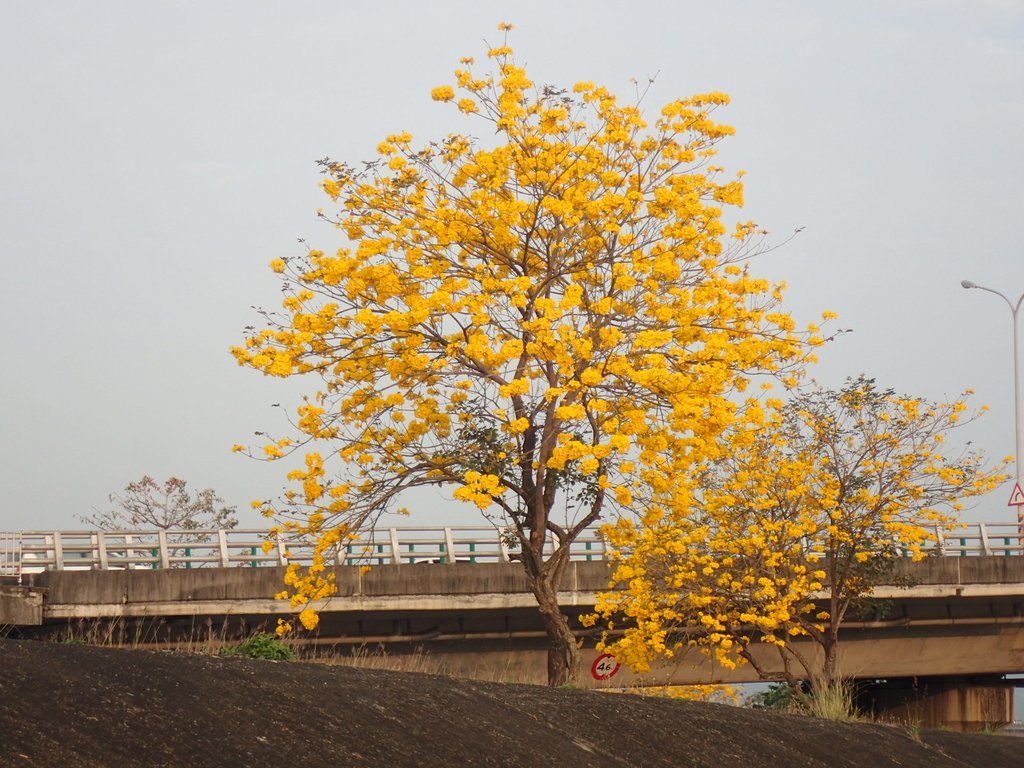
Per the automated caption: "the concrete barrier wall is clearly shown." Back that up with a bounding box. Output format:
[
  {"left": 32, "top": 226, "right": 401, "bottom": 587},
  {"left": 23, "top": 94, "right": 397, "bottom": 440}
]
[
  {"left": 339, "top": 562, "right": 611, "bottom": 597},
  {"left": 30, "top": 567, "right": 287, "bottom": 604},
  {"left": 27, "top": 561, "right": 613, "bottom": 605},
  {"left": 335, "top": 563, "right": 532, "bottom": 597},
  {"left": 890, "top": 556, "right": 1024, "bottom": 585}
]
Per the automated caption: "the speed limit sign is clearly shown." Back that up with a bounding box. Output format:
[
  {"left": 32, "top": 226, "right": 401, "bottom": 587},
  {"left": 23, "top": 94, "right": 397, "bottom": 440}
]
[{"left": 590, "top": 653, "right": 622, "bottom": 681}]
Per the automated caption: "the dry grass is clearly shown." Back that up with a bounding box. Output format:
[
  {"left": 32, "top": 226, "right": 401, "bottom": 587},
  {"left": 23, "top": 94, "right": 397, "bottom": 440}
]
[
  {"left": 802, "top": 680, "right": 859, "bottom": 722},
  {"left": 303, "top": 643, "right": 527, "bottom": 684},
  {"left": 44, "top": 619, "right": 532, "bottom": 683}
]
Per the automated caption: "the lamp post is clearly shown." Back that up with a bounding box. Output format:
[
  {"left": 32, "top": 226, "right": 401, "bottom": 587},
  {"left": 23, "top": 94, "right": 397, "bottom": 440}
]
[{"left": 961, "top": 280, "right": 1024, "bottom": 535}]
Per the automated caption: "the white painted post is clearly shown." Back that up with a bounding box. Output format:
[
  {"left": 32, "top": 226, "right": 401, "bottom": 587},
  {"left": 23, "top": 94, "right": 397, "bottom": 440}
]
[
  {"left": 276, "top": 533, "right": 288, "bottom": 566},
  {"left": 389, "top": 528, "right": 402, "bottom": 565},
  {"left": 979, "top": 524, "right": 993, "bottom": 556},
  {"left": 217, "top": 529, "right": 230, "bottom": 567},
  {"left": 96, "top": 532, "right": 109, "bottom": 570},
  {"left": 52, "top": 532, "right": 64, "bottom": 571},
  {"left": 124, "top": 533, "right": 138, "bottom": 569},
  {"left": 443, "top": 527, "right": 457, "bottom": 565},
  {"left": 157, "top": 530, "right": 170, "bottom": 569}
]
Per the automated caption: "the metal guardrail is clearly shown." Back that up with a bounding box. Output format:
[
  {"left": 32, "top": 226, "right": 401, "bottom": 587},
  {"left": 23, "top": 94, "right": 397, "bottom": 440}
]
[{"left": 0, "top": 523, "right": 1021, "bottom": 575}]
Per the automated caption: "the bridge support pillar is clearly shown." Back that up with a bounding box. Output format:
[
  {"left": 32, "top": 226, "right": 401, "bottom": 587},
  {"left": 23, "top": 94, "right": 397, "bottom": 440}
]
[{"left": 860, "top": 676, "right": 1013, "bottom": 732}]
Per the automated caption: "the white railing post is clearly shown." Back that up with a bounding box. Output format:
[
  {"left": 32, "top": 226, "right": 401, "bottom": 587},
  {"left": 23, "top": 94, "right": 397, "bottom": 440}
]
[
  {"left": 979, "top": 524, "right": 993, "bottom": 556},
  {"left": 443, "top": 527, "right": 457, "bottom": 565},
  {"left": 389, "top": 528, "right": 402, "bottom": 565},
  {"left": 276, "top": 533, "right": 288, "bottom": 566},
  {"left": 124, "top": 533, "right": 138, "bottom": 569},
  {"left": 52, "top": 532, "right": 64, "bottom": 571},
  {"left": 96, "top": 532, "right": 109, "bottom": 570},
  {"left": 935, "top": 525, "right": 947, "bottom": 556},
  {"left": 218, "top": 529, "right": 230, "bottom": 567},
  {"left": 157, "top": 530, "right": 170, "bottom": 569},
  {"left": 335, "top": 541, "right": 345, "bottom": 566},
  {"left": 498, "top": 532, "right": 511, "bottom": 563}
]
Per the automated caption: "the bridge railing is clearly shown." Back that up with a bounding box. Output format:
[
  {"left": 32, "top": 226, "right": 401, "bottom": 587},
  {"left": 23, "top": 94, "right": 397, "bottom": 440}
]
[
  {"left": 932, "top": 522, "right": 1024, "bottom": 557},
  {"left": 0, "top": 531, "right": 23, "bottom": 582},
  {"left": 796, "top": 523, "right": 1024, "bottom": 560},
  {"left": 1, "top": 522, "right": 1020, "bottom": 573},
  {"left": 0, "top": 526, "right": 610, "bottom": 573}
]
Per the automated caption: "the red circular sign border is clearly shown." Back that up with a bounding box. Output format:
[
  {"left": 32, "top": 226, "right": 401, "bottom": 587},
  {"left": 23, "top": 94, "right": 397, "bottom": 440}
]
[{"left": 590, "top": 653, "right": 622, "bottom": 680}]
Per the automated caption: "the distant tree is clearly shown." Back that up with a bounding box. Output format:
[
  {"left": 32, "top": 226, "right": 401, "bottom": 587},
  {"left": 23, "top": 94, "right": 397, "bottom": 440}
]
[
  {"left": 80, "top": 476, "right": 238, "bottom": 532},
  {"left": 588, "top": 377, "right": 1008, "bottom": 693},
  {"left": 232, "top": 25, "right": 821, "bottom": 685}
]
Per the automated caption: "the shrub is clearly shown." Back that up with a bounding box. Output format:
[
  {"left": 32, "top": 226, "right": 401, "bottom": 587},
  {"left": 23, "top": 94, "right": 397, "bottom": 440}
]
[
  {"left": 747, "top": 683, "right": 797, "bottom": 711},
  {"left": 219, "top": 633, "right": 295, "bottom": 661}
]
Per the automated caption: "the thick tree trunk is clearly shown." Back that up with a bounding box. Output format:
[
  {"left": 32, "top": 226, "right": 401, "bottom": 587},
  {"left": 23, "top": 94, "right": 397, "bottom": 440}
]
[
  {"left": 531, "top": 573, "right": 581, "bottom": 686},
  {"left": 821, "top": 633, "right": 840, "bottom": 687}
]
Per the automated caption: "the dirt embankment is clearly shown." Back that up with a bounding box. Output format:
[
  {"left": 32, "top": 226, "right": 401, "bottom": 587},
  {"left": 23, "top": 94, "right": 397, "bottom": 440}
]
[{"left": 1, "top": 639, "right": 1022, "bottom": 767}]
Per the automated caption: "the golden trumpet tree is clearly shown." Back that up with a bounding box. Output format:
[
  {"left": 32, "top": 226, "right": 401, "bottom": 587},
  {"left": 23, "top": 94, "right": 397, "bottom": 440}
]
[
  {"left": 589, "top": 376, "right": 1008, "bottom": 690},
  {"left": 232, "top": 25, "right": 819, "bottom": 685}
]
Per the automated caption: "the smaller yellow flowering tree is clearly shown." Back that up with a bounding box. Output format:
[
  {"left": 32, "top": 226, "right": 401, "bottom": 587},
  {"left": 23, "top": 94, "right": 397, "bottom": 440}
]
[{"left": 588, "top": 376, "right": 1008, "bottom": 691}]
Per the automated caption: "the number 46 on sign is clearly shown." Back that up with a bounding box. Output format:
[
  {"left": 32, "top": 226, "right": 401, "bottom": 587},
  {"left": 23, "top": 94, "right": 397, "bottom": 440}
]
[{"left": 591, "top": 653, "right": 622, "bottom": 681}]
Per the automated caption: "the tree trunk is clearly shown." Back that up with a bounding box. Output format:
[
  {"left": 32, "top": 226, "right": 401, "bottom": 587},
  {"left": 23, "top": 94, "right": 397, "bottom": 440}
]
[
  {"left": 821, "top": 633, "right": 840, "bottom": 688},
  {"left": 532, "top": 573, "right": 581, "bottom": 686}
]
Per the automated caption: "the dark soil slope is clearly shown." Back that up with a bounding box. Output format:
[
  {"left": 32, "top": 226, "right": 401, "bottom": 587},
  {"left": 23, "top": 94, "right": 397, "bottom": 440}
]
[{"left": 1, "top": 639, "right": 1022, "bottom": 767}]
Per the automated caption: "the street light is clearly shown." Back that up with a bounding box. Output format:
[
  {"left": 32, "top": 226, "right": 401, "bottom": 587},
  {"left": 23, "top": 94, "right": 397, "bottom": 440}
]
[{"left": 961, "top": 279, "right": 1024, "bottom": 533}]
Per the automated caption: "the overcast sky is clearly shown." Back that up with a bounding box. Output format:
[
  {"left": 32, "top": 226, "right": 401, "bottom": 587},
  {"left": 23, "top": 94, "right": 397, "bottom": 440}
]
[{"left": 2, "top": 1, "right": 1022, "bottom": 532}]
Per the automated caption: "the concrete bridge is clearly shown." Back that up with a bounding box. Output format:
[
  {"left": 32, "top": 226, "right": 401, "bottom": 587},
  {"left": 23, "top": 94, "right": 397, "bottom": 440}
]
[{"left": 4, "top": 524, "right": 1024, "bottom": 730}]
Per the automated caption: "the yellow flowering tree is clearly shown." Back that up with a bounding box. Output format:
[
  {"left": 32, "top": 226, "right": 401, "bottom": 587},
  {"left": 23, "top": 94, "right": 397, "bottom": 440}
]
[
  {"left": 589, "top": 376, "right": 1007, "bottom": 691},
  {"left": 232, "top": 25, "right": 818, "bottom": 685}
]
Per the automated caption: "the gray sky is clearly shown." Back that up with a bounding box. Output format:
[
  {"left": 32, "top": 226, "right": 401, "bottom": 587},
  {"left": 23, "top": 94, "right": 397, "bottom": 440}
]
[{"left": 2, "top": 1, "right": 1023, "bottom": 531}]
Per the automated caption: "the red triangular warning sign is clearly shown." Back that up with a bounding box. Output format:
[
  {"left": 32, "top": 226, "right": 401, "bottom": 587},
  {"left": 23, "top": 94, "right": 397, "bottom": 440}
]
[{"left": 1008, "top": 483, "right": 1024, "bottom": 506}]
